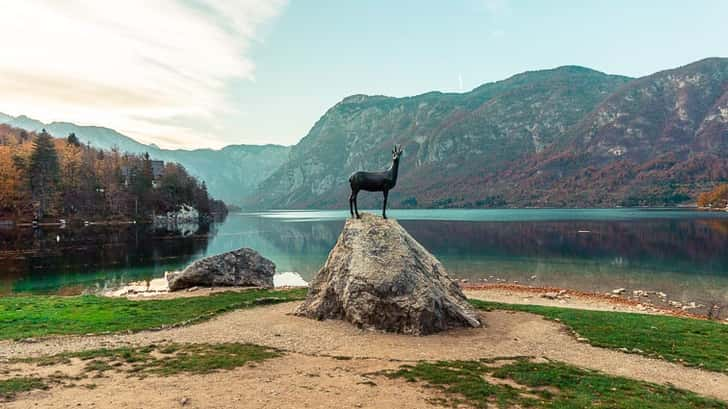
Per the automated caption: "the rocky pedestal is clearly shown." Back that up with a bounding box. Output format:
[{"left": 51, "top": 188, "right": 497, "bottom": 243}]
[
  {"left": 295, "top": 213, "right": 481, "bottom": 335},
  {"left": 166, "top": 248, "right": 275, "bottom": 291}
]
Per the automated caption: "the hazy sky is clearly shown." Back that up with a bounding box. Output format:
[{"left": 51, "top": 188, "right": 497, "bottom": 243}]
[{"left": 1, "top": 0, "right": 727, "bottom": 149}]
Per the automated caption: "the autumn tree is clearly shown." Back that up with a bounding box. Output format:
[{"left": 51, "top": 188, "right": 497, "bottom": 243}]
[{"left": 698, "top": 184, "right": 728, "bottom": 208}]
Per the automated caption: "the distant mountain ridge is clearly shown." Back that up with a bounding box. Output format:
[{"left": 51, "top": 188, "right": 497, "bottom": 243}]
[{"left": 0, "top": 113, "right": 291, "bottom": 204}]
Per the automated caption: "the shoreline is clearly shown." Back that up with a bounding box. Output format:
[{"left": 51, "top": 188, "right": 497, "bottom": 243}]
[
  {"left": 102, "top": 278, "right": 723, "bottom": 322},
  {"left": 460, "top": 283, "right": 720, "bottom": 321}
]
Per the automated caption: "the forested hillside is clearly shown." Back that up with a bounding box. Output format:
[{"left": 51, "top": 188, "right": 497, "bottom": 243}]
[
  {"left": 0, "top": 125, "right": 225, "bottom": 222},
  {"left": 0, "top": 114, "right": 291, "bottom": 204}
]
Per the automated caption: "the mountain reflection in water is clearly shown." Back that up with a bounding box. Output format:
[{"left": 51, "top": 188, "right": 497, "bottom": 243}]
[{"left": 1, "top": 209, "right": 727, "bottom": 310}]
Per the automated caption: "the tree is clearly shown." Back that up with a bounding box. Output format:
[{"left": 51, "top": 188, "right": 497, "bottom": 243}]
[
  {"left": 697, "top": 184, "right": 728, "bottom": 208},
  {"left": 28, "top": 130, "right": 60, "bottom": 218},
  {"left": 130, "top": 153, "right": 154, "bottom": 217},
  {"left": 66, "top": 132, "right": 81, "bottom": 147}
]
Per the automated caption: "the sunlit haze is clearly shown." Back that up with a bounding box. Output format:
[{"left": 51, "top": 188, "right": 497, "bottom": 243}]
[{"left": 1, "top": 0, "right": 727, "bottom": 149}]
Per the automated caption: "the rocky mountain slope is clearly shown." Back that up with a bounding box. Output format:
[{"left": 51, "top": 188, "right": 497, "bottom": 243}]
[
  {"left": 0, "top": 114, "right": 290, "bottom": 204},
  {"left": 456, "top": 58, "right": 728, "bottom": 207},
  {"left": 248, "top": 58, "right": 728, "bottom": 209},
  {"left": 246, "top": 66, "right": 632, "bottom": 208}
]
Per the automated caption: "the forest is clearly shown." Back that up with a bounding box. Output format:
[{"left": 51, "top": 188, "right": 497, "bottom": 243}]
[
  {"left": 698, "top": 184, "right": 728, "bottom": 209},
  {"left": 0, "top": 124, "right": 226, "bottom": 222}
]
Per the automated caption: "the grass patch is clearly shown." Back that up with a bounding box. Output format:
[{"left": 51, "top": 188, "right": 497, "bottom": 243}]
[
  {"left": 0, "top": 377, "right": 47, "bottom": 400},
  {"left": 470, "top": 299, "right": 728, "bottom": 374},
  {"left": 388, "top": 360, "right": 526, "bottom": 408},
  {"left": 20, "top": 342, "right": 282, "bottom": 377},
  {"left": 387, "top": 358, "right": 728, "bottom": 408},
  {"left": 0, "top": 288, "right": 306, "bottom": 340}
]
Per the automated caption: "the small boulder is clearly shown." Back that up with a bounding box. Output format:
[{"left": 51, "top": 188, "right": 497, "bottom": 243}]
[
  {"left": 166, "top": 248, "right": 275, "bottom": 291},
  {"left": 295, "top": 213, "right": 481, "bottom": 335}
]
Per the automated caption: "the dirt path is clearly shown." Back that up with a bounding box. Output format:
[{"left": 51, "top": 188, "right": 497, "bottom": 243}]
[
  {"left": 2, "top": 299, "right": 728, "bottom": 406},
  {"left": 3, "top": 354, "right": 437, "bottom": 409}
]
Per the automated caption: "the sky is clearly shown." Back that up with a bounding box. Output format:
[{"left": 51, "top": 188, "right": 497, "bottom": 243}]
[{"left": 0, "top": 0, "right": 727, "bottom": 149}]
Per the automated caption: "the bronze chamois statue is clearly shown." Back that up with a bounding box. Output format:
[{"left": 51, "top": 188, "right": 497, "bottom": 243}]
[{"left": 348, "top": 144, "right": 403, "bottom": 219}]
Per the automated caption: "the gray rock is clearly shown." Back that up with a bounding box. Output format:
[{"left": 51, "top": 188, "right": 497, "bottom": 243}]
[
  {"left": 166, "top": 248, "right": 275, "bottom": 291},
  {"left": 295, "top": 213, "right": 481, "bottom": 335}
]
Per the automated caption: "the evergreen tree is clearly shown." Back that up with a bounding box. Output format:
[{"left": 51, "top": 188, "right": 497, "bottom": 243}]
[
  {"left": 66, "top": 132, "right": 81, "bottom": 147},
  {"left": 130, "top": 152, "right": 153, "bottom": 217},
  {"left": 29, "top": 129, "right": 60, "bottom": 218}
]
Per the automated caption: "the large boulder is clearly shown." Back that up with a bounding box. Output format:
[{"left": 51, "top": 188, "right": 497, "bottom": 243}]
[
  {"left": 166, "top": 248, "right": 275, "bottom": 291},
  {"left": 295, "top": 213, "right": 481, "bottom": 335}
]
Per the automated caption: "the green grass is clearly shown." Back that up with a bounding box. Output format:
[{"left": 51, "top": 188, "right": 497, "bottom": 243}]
[
  {"left": 0, "top": 288, "right": 306, "bottom": 340},
  {"left": 19, "top": 342, "right": 282, "bottom": 377},
  {"left": 138, "top": 343, "right": 281, "bottom": 375},
  {"left": 0, "top": 377, "right": 47, "bottom": 400},
  {"left": 387, "top": 358, "right": 728, "bottom": 409},
  {"left": 470, "top": 300, "right": 728, "bottom": 374}
]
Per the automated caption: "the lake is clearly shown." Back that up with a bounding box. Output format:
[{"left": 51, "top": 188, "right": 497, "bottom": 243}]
[{"left": 1, "top": 208, "right": 728, "bottom": 312}]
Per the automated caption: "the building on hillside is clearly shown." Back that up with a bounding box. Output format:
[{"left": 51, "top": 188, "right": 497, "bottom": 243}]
[
  {"left": 121, "top": 160, "right": 165, "bottom": 188},
  {"left": 151, "top": 160, "right": 164, "bottom": 180},
  {"left": 151, "top": 160, "right": 165, "bottom": 188},
  {"left": 121, "top": 165, "right": 135, "bottom": 188}
]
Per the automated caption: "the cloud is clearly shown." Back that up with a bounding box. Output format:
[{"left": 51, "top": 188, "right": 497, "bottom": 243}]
[{"left": 0, "top": 0, "right": 287, "bottom": 149}]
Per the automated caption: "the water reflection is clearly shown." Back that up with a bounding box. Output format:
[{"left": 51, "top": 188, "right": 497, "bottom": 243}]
[
  {"left": 0, "top": 223, "right": 213, "bottom": 294},
  {"left": 1, "top": 210, "right": 728, "bottom": 307}
]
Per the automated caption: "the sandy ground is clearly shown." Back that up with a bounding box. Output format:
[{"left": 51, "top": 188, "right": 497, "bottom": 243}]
[
  {"left": 2, "top": 289, "right": 728, "bottom": 408},
  {"left": 462, "top": 285, "right": 701, "bottom": 317},
  {"left": 4, "top": 355, "right": 432, "bottom": 409}
]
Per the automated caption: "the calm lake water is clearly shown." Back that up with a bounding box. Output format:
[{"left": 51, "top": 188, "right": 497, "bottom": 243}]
[{"left": 2, "top": 209, "right": 728, "bottom": 309}]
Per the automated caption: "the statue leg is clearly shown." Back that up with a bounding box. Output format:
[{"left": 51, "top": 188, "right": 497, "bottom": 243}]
[
  {"left": 349, "top": 191, "right": 355, "bottom": 218},
  {"left": 382, "top": 190, "right": 388, "bottom": 219},
  {"left": 354, "top": 192, "right": 360, "bottom": 219}
]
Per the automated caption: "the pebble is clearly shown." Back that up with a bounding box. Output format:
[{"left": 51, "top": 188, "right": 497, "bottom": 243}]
[
  {"left": 180, "top": 397, "right": 189, "bottom": 406},
  {"left": 541, "top": 292, "right": 559, "bottom": 300},
  {"left": 612, "top": 288, "right": 626, "bottom": 295}
]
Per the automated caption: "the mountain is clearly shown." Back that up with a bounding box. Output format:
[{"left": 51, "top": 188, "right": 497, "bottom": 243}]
[
  {"left": 0, "top": 114, "right": 290, "bottom": 204},
  {"left": 463, "top": 58, "right": 728, "bottom": 207},
  {"left": 248, "top": 58, "right": 728, "bottom": 209},
  {"left": 246, "top": 65, "right": 633, "bottom": 208},
  {"left": 153, "top": 144, "right": 291, "bottom": 204}
]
